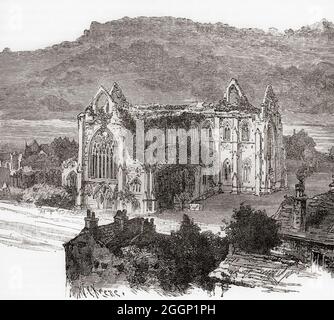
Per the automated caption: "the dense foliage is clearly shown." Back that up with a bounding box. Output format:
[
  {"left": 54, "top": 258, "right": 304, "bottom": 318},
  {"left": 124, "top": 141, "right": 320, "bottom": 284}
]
[
  {"left": 93, "top": 182, "right": 140, "bottom": 210},
  {"left": 50, "top": 137, "right": 79, "bottom": 164},
  {"left": 5, "top": 184, "right": 76, "bottom": 209},
  {"left": 157, "top": 215, "right": 228, "bottom": 292},
  {"left": 72, "top": 214, "right": 229, "bottom": 294},
  {"left": 22, "top": 137, "right": 78, "bottom": 170},
  {"left": 283, "top": 129, "right": 317, "bottom": 161},
  {"left": 144, "top": 112, "right": 206, "bottom": 130},
  {"left": 154, "top": 165, "right": 197, "bottom": 209},
  {"left": 227, "top": 204, "right": 281, "bottom": 255},
  {"left": 21, "top": 153, "right": 59, "bottom": 171},
  {"left": 19, "top": 137, "right": 78, "bottom": 188},
  {"left": 121, "top": 215, "right": 229, "bottom": 293}
]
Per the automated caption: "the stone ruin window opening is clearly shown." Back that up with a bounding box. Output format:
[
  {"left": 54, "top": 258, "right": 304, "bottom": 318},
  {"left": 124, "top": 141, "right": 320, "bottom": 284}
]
[
  {"left": 202, "top": 121, "right": 214, "bottom": 158},
  {"left": 221, "top": 159, "right": 232, "bottom": 184},
  {"left": 187, "top": 136, "right": 192, "bottom": 164},
  {"left": 89, "top": 130, "right": 117, "bottom": 180},
  {"left": 242, "top": 159, "right": 252, "bottom": 183},
  {"left": 241, "top": 121, "right": 250, "bottom": 142},
  {"left": 95, "top": 91, "right": 110, "bottom": 113},
  {"left": 202, "top": 174, "right": 214, "bottom": 186},
  {"left": 228, "top": 85, "right": 240, "bottom": 105},
  {"left": 312, "top": 251, "right": 324, "bottom": 268},
  {"left": 209, "top": 127, "right": 214, "bottom": 157},
  {"left": 130, "top": 177, "right": 141, "bottom": 193},
  {"left": 223, "top": 124, "right": 231, "bottom": 141}
]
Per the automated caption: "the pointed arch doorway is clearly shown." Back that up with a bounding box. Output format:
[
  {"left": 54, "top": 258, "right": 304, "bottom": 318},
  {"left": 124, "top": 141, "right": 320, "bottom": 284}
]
[{"left": 220, "top": 159, "right": 232, "bottom": 192}]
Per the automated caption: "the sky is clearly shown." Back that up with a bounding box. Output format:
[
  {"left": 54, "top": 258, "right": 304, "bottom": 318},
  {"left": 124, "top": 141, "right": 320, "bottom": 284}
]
[{"left": 0, "top": 0, "right": 334, "bottom": 51}]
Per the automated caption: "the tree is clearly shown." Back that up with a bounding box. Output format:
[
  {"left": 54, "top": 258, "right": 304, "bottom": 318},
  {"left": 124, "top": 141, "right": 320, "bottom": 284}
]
[
  {"left": 283, "top": 129, "right": 317, "bottom": 161},
  {"left": 226, "top": 204, "right": 281, "bottom": 255},
  {"left": 174, "top": 191, "right": 192, "bottom": 210},
  {"left": 50, "top": 137, "right": 78, "bottom": 164},
  {"left": 154, "top": 165, "right": 197, "bottom": 209},
  {"left": 284, "top": 28, "right": 295, "bottom": 37},
  {"left": 93, "top": 182, "right": 140, "bottom": 210},
  {"left": 21, "top": 153, "right": 59, "bottom": 171},
  {"left": 155, "top": 214, "right": 228, "bottom": 292}
]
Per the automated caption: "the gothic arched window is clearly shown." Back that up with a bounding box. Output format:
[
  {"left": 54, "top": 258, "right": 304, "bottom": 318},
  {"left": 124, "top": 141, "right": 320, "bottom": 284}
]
[
  {"left": 202, "top": 121, "right": 214, "bottom": 157},
  {"left": 187, "top": 136, "right": 191, "bottom": 164},
  {"left": 241, "top": 122, "right": 250, "bottom": 142},
  {"left": 130, "top": 177, "right": 141, "bottom": 193},
  {"left": 223, "top": 125, "right": 231, "bottom": 141},
  {"left": 89, "top": 130, "right": 117, "bottom": 179},
  {"left": 242, "top": 159, "right": 252, "bottom": 182},
  {"left": 229, "top": 85, "right": 240, "bottom": 105},
  {"left": 94, "top": 90, "right": 110, "bottom": 113},
  {"left": 222, "top": 159, "right": 231, "bottom": 182},
  {"left": 208, "top": 127, "right": 214, "bottom": 157}
]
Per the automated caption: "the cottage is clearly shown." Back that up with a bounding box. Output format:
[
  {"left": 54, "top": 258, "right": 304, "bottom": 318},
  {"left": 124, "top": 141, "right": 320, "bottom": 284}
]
[
  {"left": 275, "top": 175, "right": 334, "bottom": 270},
  {"left": 63, "top": 209, "right": 158, "bottom": 281}
]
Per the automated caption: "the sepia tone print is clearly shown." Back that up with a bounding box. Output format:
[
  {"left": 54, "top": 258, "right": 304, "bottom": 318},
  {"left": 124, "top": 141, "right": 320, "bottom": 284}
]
[{"left": 1, "top": 0, "right": 334, "bottom": 300}]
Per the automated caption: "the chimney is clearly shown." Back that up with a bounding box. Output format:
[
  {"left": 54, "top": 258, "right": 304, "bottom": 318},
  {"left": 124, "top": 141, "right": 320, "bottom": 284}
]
[
  {"left": 149, "top": 218, "right": 156, "bottom": 231},
  {"left": 84, "top": 209, "right": 99, "bottom": 232},
  {"left": 114, "top": 210, "right": 128, "bottom": 231},
  {"left": 293, "top": 182, "right": 307, "bottom": 232}
]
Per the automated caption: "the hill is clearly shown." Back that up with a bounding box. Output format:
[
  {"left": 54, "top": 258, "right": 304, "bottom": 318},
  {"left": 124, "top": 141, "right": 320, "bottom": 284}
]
[{"left": 1, "top": 16, "right": 334, "bottom": 148}]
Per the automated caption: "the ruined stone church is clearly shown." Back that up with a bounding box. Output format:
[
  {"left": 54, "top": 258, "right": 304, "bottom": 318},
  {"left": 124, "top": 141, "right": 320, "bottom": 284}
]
[{"left": 63, "top": 78, "right": 287, "bottom": 214}]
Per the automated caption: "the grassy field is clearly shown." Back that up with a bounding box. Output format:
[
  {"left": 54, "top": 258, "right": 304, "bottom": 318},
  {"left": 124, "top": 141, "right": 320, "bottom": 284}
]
[{"left": 152, "top": 160, "right": 334, "bottom": 226}]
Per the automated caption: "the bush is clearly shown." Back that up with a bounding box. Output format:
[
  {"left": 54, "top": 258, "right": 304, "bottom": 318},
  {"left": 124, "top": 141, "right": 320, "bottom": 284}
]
[
  {"left": 93, "top": 214, "right": 229, "bottom": 294},
  {"left": 0, "top": 187, "right": 23, "bottom": 202},
  {"left": 122, "top": 246, "right": 161, "bottom": 288},
  {"left": 227, "top": 204, "right": 281, "bottom": 255},
  {"left": 22, "top": 184, "right": 75, "bottom": 209},
  {"left": 154, "top": 214, "right": 228, "bottom": 293},
  {"left": 284, "top": 129, "right": 317, "bottom": 161}
]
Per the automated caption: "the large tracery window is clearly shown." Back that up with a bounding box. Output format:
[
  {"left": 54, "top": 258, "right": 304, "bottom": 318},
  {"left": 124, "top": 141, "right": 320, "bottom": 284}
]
[{"left": 89, "top": 130, "right": 117, "bottom": 179}]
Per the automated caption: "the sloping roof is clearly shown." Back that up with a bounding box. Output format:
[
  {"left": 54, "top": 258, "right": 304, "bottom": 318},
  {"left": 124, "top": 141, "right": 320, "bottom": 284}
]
[
  {"left": 210, "top": 252, "right": 306, "bottom": 292},
  {"left": 308, "top": 191, "right": 334, "bottom": 211},
  {"left": 39, "top": 144, "right": 52, "bottom": 155},
  {"left": 98, "top": 217, "right": 155, "bottom": 247},
  {"left": 65, "top": 216, "right": 157, "bottom": 248},
  {"left": 276, "top": 191, "right": 334, "bottom": 246},
  {"left": 95, "top": 222, "right": 117, "bottom": 246}
]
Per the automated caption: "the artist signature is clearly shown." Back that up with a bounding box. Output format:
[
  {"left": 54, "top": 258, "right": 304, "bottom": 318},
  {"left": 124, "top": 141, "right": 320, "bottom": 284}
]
[{"left": 71, "top": 285, "right": 126, "bottom": 299}]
